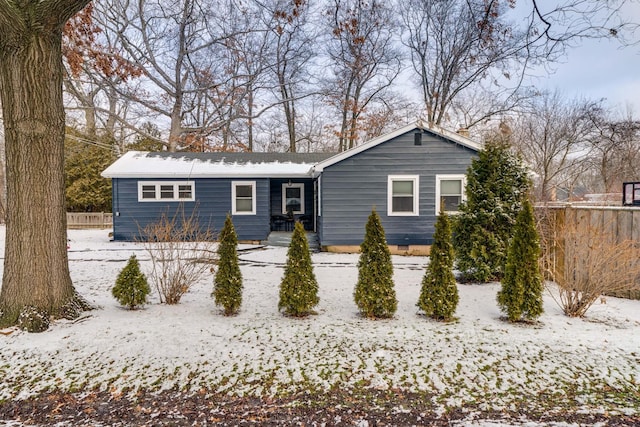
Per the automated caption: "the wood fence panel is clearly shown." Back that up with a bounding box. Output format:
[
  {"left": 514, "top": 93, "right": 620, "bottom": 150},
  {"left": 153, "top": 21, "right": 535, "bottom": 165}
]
[
  {"left": 535, "top": 205, "right": 640, "bottom": 300},
  {"left": 617, "top": 210, "right": 633, "bottom": 243},
  {"left": 603, "top": 209, "right": 617, "bottom": 243},
  {"left": 67, "top": 213, "right": 113, "bottom": 229},
  {"left": 632, "top": 211, "right": 640, "bottom": 242}
]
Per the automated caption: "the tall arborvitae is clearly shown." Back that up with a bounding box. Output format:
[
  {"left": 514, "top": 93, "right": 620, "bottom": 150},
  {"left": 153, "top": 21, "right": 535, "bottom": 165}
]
[
  {"left": 213, "top": 214, "right": 243, "bottom": 316},
  {"left": 418, "top": 207, "right": 458, "bottom": 321},
  {"left": 112, "top": 254, "right": 150, "bottom": 309},
  {"left": 354, "top": 209, "right": 397, "bottom": 318},
  {"left": 453, "top": 138, "right": 530, "bottom": 282},
  {"left": 497, "top": 198, "right": 544, "bottom": 322},
  {"left": 279, "top": 221, "right": 319, "bottom": 317}
]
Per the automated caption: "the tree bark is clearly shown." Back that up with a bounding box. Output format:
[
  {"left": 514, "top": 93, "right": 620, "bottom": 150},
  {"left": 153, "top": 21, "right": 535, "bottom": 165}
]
[{"left": 0, "top": 0, "right": 91, "bottom": 329}]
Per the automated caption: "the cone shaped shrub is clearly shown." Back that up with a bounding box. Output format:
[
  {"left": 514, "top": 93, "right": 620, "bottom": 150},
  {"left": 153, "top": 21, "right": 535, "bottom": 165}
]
[
  {"left": 213, "top": 214, "right": 243, "bottom": 316},
  {"left": 112, "top": 254, "right": 150, "bottom": 309},
  {"left": 497, "top": 198, "right": 544, "bottom": 322},
  {"left": 418, "top": 207, "right": 458, "bottom": 321},
  {"left": 279, "top": 221, "right": 319, "bottom": 317},
  {"left": 453, "top": 140, "right": 530, "bottom": 282},
  {"left": 354, "top": 209, "right": 397, "bottom": 318}
]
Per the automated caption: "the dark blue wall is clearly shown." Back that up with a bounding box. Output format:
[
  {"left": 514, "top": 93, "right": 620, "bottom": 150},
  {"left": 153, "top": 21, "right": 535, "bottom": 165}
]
[
  {"left": 111, "top": 178, "right": 270, "bottom": 241},
  {"left": 318, "top": 129, "right": 477, "bottom": 246}
]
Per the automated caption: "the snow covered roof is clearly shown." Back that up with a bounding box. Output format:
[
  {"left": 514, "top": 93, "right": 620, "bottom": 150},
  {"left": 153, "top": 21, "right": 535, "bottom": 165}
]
[
  {"left": 101, "top": 151, "right": 334, "bottom": 179},
  {"left": 312, "top": 121, "right": 482, "bottom": 175},
  {"left": 102, "top": 123, "right": 482, "bottom": 179}
]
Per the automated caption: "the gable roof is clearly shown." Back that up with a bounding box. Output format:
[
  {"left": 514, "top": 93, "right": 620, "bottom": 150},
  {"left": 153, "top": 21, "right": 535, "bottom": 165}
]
[
  {"left": 102, "top": 123, "right": 481, "bottom": 179},
  {"left": 311, "top": 122, "right": 482, "bottom": 175},
  {"left": 101, "top": 151, "right": 334, "bottom": 179}
]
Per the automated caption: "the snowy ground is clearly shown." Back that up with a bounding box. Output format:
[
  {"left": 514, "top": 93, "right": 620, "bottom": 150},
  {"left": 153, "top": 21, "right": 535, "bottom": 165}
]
[{"left": 1, "top": 227, "right": 639, "bottom": 425}]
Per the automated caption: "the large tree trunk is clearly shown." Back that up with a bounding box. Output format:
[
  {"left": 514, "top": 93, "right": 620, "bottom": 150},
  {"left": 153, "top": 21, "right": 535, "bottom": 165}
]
[{"left": 0, "top": 1, "right": 91, "bottom": 330}]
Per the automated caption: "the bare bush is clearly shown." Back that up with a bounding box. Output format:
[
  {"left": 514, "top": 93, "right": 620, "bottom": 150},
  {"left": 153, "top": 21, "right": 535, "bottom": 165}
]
[
  {"left": 139, "top": 209, "right": 216, "bottom": 304},
  {"left": 539, "top": 208, "right": 640, "bottom": 317}
]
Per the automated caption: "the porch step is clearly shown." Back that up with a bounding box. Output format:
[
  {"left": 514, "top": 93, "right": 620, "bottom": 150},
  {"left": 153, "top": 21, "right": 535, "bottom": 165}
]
[{"left": 263, "top": 231, "right": 320, "bottom": 252}]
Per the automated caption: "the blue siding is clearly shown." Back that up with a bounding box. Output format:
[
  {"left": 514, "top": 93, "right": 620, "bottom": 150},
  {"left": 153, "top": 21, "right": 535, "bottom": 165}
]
[
  {"left": 318, "top": 130, "right": 477, "bottom": 246},
  {"left": 112, "top": 178, "right": 270, "bottom": 241}
]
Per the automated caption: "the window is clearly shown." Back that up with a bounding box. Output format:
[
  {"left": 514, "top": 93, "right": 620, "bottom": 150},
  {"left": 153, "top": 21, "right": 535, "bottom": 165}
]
[
  {"left": 623, "top": 182, "right": 640, "bottom": 206},
  {"left": 282, "top": 183, "right": 304, "bottom": 214},
  {"left": 160, "top": 185, "right": 174, "bottom": 199},
  {"left": 232, "top": 181, "right": 256, "bottom": 215},
  {"left": 388, "top": 175, "right": 419, "bottom": 216},
  {"left": 178, "top": 184, "right": 192, "bottom": 199},
  {"left": 436, "top": 175, "right": 466, "bottom": 214},
  {"left": 138, "top": 181, "right": 195, "bottom": 202},
  {"left": 141, "top": 184, "right": 156, "bottom": 200}
]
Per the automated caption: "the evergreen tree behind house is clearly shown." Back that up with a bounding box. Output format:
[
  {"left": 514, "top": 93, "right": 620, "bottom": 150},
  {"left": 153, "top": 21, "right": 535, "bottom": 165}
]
[
  {"left": 453, "top": 138, "right": 530, "bottom": 283},
  {"left": 418, "top": 205, "right": 458, "bottom": 321},
  {"left": 278, "top": 221, "right": 319, "bottom": 317},
  {"left": 64, "top": 131, "right": 114, "bottom": 212},
  {"left": 497, "top": 198, "right": 544, "bottom": 322},
  {"left": 354, "top": 209, "right": 397, "bottom": 319},
  {"left": 213, "top": 214, "right": 243, "bottom": 316}
]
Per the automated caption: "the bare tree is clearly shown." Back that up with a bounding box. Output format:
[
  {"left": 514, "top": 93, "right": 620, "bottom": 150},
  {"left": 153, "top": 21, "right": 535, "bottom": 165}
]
[
  {"left": 584, "top": 107, "right": 640, "bottom": 193},
  {"left": 511, "top": 91, "right": 601, "bottom": 201},
  {"left": 400, "top": 0, "right": 639, "bottom": 131},
  {"left": 526, "top": 0, "right": 639, "bottom": 54},
  {"left": 264, "top": 0, "right": 317, "bottom": 152},
  {"left": 401, "top": 0, "right": 533, "bottom": 129},
  {"left": 0, "top": 110, "right": 5, "bottom": 222},
  {"left": 192, "top": 2, "right": 272, "bottom": 152},
  {"left": 96, "top": 0, "right": 233, "bottom": 152},
  {"left": 325, "top": 0, "right": 402, "bottom": 151},
  {"left": 0, "top": 1, "right": 92, "bottom": 331},
  {"left": 62, "top": 3, "right": 143, "bottom": 142}
]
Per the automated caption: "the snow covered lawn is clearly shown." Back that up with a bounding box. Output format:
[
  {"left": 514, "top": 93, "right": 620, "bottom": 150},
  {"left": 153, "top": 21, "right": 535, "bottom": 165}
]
[{"left": 1, "top": 228, "right": 639, "bottom": 423}]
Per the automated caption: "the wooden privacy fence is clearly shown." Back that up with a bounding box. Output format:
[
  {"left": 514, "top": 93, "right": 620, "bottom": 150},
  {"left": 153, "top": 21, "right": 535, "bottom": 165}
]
[
  {"left": 67, "top": 212, "right": 113, "bottom": 229},
  {"left": 536, "top": 205, "right": 640, "bottom": 300}
]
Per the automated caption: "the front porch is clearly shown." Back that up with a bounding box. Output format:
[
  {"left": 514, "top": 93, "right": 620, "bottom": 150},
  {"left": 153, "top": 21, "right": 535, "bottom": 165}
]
[
  {"left": 269, "top": 177, "right": 317, "bottom": 232},
  {"left": 262, "top": 231, "right": 320, "bottom": 251}
]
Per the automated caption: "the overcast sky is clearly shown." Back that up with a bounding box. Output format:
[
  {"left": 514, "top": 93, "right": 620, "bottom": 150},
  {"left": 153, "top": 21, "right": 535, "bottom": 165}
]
[
  {"left": 525, "top": 2, "right": 640, "bottom": 115},
  {"left": 535, "top": 36, "right": 640, "bottom": 113}
]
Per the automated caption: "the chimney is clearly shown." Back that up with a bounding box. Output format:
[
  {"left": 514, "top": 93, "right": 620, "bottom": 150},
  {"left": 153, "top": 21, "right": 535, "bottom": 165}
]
[{"left": 457, "top": 128, "right": 469, "bottom": 138}]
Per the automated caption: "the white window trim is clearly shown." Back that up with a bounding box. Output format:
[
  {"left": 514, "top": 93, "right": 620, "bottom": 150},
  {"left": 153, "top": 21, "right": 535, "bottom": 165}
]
[
  {"left": 435, "top": 174, "right": 466, "bottom": 214},
  {"left": 138, "top": 181, "right": 195, "bottom": 202},
  {"left": 232, "top": 181, "right": 257, "bottom": 215},
  {"left": 281, "top": 183, "right": 305, "bottom": 215},
  {"left": 387, "top": 175, "right": 419, "bottom": 216}
]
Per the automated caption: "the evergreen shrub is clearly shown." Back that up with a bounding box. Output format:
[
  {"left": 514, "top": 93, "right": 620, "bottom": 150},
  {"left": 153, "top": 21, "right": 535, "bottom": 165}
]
[
  {"left": 278, "top": 221, "right": 319, "bottom": 317},
  {"left": 112, "top": 254, "right": 150, "bottom": 309},
  {"left": 497, "top": 198, "right": 544, "bottom": 322},
  {"left": 354, "top": 209, "right": 397, "bottom": 318},
  {"left": 213, "top": 214, "right": 243, "bottom": 316},
  {"left": 418, "top": 207, "right": 458, "bottom": 321}
]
